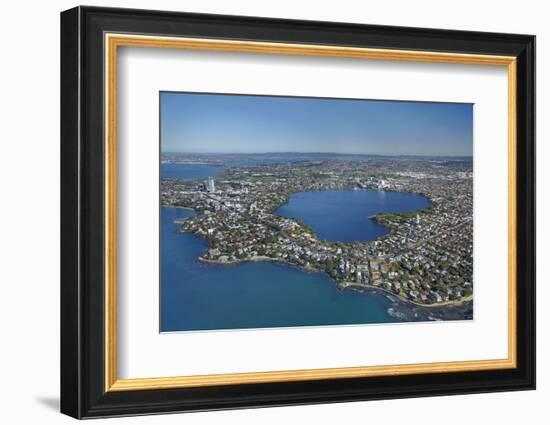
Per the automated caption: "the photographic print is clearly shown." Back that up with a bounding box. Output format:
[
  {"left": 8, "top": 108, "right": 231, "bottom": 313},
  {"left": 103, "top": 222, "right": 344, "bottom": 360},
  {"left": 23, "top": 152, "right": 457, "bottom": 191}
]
[{"left": 160, "top": 92, "right": 474, "bottom": 332}]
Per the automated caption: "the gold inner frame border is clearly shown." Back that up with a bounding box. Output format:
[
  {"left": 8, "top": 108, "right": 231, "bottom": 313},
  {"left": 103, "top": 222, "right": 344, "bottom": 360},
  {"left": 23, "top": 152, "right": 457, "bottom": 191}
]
[{"left": 104, "top": 33, "right": 517, "bottom": 392}]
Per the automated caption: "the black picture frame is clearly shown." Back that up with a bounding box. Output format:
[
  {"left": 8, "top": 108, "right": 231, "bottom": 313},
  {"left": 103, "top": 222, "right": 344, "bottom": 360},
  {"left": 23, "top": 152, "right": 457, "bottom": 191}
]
[{"left": 61, "top": 5, "right": 535, "bottom": 419}]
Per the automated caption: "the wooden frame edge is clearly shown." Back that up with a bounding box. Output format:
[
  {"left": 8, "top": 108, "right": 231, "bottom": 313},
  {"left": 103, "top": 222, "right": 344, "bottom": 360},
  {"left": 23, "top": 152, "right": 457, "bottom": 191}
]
[
  {"left": 105, "top": 32, "right": 118, "bottom": 391},
  {"left": 104, "top": 33, "right": 518, "bottom": 393},
  {"left": 507, "top": 59, "right": 518, "bottom": 369},
  {"left": 108, "top": 358, "right": 516, "bottom": 391}
]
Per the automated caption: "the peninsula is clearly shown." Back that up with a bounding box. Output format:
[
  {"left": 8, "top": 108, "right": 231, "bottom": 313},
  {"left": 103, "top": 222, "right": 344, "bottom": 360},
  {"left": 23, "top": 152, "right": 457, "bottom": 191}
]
[{"left": 161, "top": 153, "right": 473, "bottom": 307}]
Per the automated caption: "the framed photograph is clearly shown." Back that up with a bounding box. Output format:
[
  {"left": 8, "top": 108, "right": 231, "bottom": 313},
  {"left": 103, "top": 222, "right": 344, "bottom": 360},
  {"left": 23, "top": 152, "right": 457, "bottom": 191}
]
[{"left": 60, "top": 6, "right": 535, "bottom": 419}]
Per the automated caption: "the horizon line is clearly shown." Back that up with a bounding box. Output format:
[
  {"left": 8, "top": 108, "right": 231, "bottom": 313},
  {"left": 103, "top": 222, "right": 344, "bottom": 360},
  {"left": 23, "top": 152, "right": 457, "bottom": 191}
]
[{"left": 161, "top": 151, "right": 473, "bottom": 158}]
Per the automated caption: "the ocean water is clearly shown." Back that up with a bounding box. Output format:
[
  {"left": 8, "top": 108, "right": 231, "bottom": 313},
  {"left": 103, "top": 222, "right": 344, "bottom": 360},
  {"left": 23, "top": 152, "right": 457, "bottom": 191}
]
[
  {"left": 160, "top": 207, "right": 398, "bottom": 332},
  {"left": 160, "top": 163, "right": 224, "bottom": 180},
  {"left": 275, "top": 190, "right": 431, "bottom": 243}
]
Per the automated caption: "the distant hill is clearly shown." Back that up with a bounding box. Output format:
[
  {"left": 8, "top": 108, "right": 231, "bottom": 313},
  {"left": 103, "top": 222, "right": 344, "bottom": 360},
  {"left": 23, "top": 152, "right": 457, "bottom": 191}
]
[{"left": 162, "top": 151, "right": 473, "bottom": 162}]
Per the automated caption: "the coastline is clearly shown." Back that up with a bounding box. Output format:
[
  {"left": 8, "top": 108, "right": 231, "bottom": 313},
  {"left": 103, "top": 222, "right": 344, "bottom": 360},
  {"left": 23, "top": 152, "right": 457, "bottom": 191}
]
[
  {"left": 163, "top": 205, "right": 195, "bottom": 211},
  {"left": 340, "top": 281, "right": 473, "bottom": 308},
  {"left": 198, "top": 255, "right": 282, "bottom": 265},
  {"left": 194, "top": 249, "right": 471, "bottom": 309},
  {"left": 198, "top": 255, "right": 321, "bottom": 273}
]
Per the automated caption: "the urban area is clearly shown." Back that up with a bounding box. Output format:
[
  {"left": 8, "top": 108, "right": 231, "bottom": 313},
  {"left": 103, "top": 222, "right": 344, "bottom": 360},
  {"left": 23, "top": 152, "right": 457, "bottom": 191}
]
[{"left": 161, "top": 154, "right": 473, "bottom": 307}]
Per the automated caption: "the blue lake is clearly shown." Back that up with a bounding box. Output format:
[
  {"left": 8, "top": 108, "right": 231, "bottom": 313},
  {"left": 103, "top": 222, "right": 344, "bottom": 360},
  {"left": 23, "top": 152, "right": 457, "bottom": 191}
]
[{"left": 275, "top": 190, "right": 431, "bottom": 242}]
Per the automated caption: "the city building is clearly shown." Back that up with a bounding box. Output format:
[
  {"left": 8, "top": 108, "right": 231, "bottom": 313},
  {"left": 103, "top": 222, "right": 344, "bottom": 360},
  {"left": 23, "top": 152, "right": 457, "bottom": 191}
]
[{"left": 206, "top": 176, "right": 216, "bottom": 192}]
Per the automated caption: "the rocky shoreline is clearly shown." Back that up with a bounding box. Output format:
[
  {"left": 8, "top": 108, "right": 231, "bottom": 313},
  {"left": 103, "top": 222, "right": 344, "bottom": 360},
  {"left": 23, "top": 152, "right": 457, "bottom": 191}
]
[{"left": 191, "top": 240, "right": 472, "bottom": 319}]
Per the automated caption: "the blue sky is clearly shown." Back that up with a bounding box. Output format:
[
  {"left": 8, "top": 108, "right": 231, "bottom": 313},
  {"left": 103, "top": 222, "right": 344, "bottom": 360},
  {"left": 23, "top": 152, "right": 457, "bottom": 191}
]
[{"left": 160, "top": 92, "right": 473, "bottom": 156}]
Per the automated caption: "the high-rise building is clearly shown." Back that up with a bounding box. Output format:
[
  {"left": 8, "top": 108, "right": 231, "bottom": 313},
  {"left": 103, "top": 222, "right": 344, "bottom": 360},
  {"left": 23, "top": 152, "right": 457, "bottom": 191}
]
[{"left": 207, "top": 176, "right": 216, "bottom": 192}]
